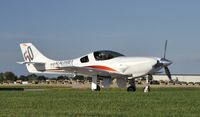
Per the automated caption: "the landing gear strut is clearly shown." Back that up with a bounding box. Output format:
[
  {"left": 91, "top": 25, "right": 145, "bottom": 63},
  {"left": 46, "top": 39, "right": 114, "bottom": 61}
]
[{"left": 144, "top": 75, "right": 151, "bottom": 92}]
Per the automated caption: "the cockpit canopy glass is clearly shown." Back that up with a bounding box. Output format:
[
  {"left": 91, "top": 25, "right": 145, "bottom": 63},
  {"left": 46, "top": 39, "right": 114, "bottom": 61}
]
[{"left": 94, "top": 50, "right": 124, "bottom": 61}]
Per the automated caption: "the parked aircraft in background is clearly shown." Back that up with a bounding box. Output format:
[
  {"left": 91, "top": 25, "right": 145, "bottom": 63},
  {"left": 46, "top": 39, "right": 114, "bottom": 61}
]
[{"left": 18, "top": 41, "right": 172, "bottom": 92}]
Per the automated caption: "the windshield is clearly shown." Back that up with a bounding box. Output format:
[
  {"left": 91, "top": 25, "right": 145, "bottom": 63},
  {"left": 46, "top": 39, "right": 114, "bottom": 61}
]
[{"left": 94, "top": 50, "right": 124, "bottom": 61}]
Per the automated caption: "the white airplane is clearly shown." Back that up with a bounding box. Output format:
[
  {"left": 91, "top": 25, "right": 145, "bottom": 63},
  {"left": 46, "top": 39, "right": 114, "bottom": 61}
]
[{"left": 18, "top": 41, "right": 172, "bottom": 92}]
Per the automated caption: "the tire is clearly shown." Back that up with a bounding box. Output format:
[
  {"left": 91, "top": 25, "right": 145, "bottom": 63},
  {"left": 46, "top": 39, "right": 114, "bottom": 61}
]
[
  {"left": 95, "top": 85, "right": 101, "bottom": 91},
  {"left": 127, "top": 86, "right": 136, "bottom": 92}
]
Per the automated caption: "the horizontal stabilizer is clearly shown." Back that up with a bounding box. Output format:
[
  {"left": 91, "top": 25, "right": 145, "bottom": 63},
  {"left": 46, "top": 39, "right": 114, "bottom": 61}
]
[{"left": 17, "top": 61, "right": 45, "bottom": 65}]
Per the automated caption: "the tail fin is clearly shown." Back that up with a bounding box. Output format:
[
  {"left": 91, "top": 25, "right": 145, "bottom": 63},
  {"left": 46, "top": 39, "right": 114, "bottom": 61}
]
[
  {"left": 19, "top": 43, "right": 53, "bottom": 73},
  {"left": 20, "top": 43, "right": 52, "bottom": 63}
]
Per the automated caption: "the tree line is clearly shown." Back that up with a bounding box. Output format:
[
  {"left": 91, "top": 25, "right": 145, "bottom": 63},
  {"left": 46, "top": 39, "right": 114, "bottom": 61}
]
[{"left": 0, "top": 71, "right": 91, "bottom": 83}]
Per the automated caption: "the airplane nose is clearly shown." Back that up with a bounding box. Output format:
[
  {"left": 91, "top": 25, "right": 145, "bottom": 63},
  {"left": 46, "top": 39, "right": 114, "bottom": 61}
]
[{"left": 160, "top": 58, "right": 172, "bottom": 66}]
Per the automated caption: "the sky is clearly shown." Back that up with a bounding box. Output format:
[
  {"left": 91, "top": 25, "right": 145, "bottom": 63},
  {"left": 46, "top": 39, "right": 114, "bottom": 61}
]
[{"left": 1, "top": 0, "right": 200, "bottom": 76}]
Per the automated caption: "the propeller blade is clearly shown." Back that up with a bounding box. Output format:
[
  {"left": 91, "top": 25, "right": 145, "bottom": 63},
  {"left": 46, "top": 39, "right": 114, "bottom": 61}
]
[
  {"left": 164, "top": 66, "right": 172, "bottom": 81},
  {"left": 153, "top": 60, "right": 161, "bottom": 68},
  {"left": 163, "top": 40, "right": 168, "bottom": 59}
]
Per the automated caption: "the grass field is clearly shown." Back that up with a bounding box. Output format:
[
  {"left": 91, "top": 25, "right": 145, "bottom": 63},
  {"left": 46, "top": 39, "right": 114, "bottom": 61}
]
[{"left": 0, "top": 86, "right": 200, "bottom": 117}]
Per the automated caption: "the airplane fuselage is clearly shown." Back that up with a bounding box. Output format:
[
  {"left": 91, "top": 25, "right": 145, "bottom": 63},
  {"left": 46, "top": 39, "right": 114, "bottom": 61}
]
[{"left": 42, "top": 53, "right": 161, "bottom": 78}]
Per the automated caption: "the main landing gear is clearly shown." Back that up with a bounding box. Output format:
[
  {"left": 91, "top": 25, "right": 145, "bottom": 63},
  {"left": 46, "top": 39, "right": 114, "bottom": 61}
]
[
  {"left": 127, "top": 79, "right": 136, "bottom": 92},
  {"left": 91, "top": 75, "right": 101, "bottom": 91},
  {"left": 95, "top": 84, "right": 101, "bottom": 91},
  {"left": 91, "top": 75, "right": 112, "bottom": 91},
  {"left": 127, "top": 85, "right": 136, "bottom": 92},
  {"left": 90, "top": 75, "right": 151, "bottom": 93}
]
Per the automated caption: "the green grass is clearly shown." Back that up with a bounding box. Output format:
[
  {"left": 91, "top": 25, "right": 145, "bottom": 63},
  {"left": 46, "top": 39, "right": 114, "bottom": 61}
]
[{"left": 0, "top": 87, "right": 200, "bottom": 117}]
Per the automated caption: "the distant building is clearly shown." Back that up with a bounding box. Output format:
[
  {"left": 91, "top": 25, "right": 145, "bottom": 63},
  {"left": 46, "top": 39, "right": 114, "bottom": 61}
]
[{"left": 153, "top": 74, "right": 200, "bottom": 82}]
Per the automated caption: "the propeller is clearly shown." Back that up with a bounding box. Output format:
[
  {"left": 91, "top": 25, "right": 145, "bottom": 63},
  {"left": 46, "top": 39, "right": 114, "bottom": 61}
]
[
  {"left": 153, "top": 40, "right": 173, "bottom": 81},
  {"left": 162, "top": 40, "right": 172, "bottom": 81}
]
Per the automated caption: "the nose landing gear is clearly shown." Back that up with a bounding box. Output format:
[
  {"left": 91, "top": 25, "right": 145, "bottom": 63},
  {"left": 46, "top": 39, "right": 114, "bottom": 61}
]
[{"left": 144, "top": 75, "right": 151, "bottom": 93}]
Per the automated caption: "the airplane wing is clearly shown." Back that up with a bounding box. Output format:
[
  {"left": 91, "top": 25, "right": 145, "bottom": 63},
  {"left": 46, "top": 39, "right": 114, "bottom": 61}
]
[
  {"left": 50, "top": 66, "right": 131, "bottom": 78},
  {"left": 17, "top": 61, "right": 131, "bottom": 78}
]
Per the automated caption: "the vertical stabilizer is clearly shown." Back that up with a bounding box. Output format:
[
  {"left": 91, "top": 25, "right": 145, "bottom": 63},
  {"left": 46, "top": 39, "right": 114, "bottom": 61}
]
[
  {"left": 20, "top": 43, "right": 52, "bottom": 62},
  {"left": 19, "top": 43, "right": 53, "bottom": 73}
]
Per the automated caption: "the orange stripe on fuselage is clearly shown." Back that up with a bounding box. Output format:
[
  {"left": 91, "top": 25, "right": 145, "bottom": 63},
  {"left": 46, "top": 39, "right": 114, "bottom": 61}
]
[{"left": 86, "top": 65, "right": 116, "bottom": 72}]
